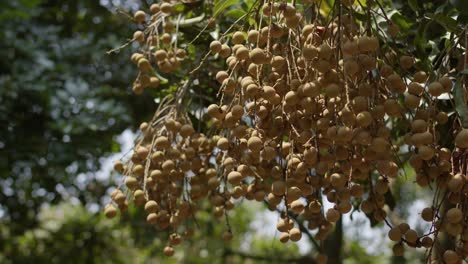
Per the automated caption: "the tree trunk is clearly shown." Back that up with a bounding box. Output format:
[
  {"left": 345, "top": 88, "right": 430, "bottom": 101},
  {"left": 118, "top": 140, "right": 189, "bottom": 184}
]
[{"left": 324, "top": 217, "right": 343, "bottom": 264}]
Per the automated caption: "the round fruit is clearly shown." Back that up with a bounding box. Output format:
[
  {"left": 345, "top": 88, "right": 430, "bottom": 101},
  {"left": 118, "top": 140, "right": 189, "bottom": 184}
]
[
  {"left": 134, "top": 11, "right": 146, "bottom": 24},
  {"left": 455, "top": 129, "right": 468, "bottom": 148}
]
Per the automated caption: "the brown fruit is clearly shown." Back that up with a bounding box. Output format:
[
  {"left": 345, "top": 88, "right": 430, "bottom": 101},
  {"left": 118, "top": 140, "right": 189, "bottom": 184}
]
[
  {"left": 400, "top": 55, "right": 414, "bottom": 70},
  {"left": 134, "top": 11, "right": 146, "bottom": 24},
  {"left": 421, "top": 207, "right": 434, "bottom": 222},
  {"left": 356, "top": 111, "right": 372, "bottom": 127},
  {"left": 428, "top": 82, "right": 444, "bottom": 97},
  {"left": 446, "top": 208, "right": 463, "bottom": 224},
  {"left": 104, "top": 205, "right": 117, "bottom": 219},
  {"left": 455, "top": 129, "right": 468, "bottom": 148},
  {"left": 388, "top": 227, "right": 402, "bottom": 241},
  {"left": 289, "top": 228, "right": 302, "bottom": 242},
  {"left": 227, "top": 171, "right": 243, "bottom": 185},
  {"left": 163, "top": 246, "right": 175, "bottom": 257},
  {"left": 325, "top": 208, "right": 340, "bottom": 222},
  {"left": 210, "top": 41, "right": 222, "bottom": 53},
  {"left": 443, "top": 250, "right": 460, "bottom": 264},
  {"left": 404, "top": 229, "right": 418, "bottom": 243},
  {"left": 160, "top": 3, "right": 172, "bottom": 14},
  {"left": 247, "top": 136, "right": 263, "bottom": 152},
  {"left": 145, "top": 200, "right": 159, "bottom": 213},
  {"left": 392, "top": 243, "right": 404, "bottom": 256}
]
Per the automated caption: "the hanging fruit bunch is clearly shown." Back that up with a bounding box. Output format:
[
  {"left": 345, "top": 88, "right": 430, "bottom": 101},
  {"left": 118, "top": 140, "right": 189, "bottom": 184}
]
[
  {"left": 106, "top": 0, "right": 467, "bottom": 262},
  {"left": 127, "top": 2, "right": 190, "bottom": 95}
]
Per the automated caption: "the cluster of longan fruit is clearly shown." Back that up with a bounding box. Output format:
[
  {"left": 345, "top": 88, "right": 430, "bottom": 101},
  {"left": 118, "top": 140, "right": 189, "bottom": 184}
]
[
  {"left": 107, "top": 0, "right": 468, "bottom": 261},
  {"left": 130, "top": 2, "right": 188, "bottom": 94}
]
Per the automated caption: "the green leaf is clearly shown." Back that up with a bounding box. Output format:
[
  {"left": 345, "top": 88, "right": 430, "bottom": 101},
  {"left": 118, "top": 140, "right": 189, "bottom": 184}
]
[
  {"left": 178, "top": 14, "right": 205, "bottom": 27},
  {"left": 172, "top": 3, "right": 185, "bottom": 13},
  {"left": 408, "top": 0, "right": 419, "bottom": 12},
  {"left": 429, "top": 13, "right": 462, "bottom": 34},
  {"left": 391, "top": 12, "right": 413, "bottom": 31},
  {"left": 213, "top": 0, "right": 239, "bottom": 17},
  {"left": 225, "top": 9, "right": 246, "bottom": 19},
  {"left": 450, "top": 0, "right": 468, "bottom": 15}
]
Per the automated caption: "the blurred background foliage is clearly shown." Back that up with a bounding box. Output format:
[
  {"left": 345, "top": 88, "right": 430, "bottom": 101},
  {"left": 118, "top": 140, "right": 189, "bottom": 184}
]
[{"left": 0, "top": 0, "right": 466, "bottom": 263}]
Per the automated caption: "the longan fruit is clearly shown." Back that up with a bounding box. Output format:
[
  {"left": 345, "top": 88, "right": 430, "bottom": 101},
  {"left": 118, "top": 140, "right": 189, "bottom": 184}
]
[
  {"left": 388, "top": 227, "right": 402, "bottom": 241},
  {"left": 160, "top": 3, "right": 172, "bottom": 14},
  {"left": 150, "top": 4, "right": 160, "bottom": 14},
  {"left": 104, "top": 204, "right": 117, "bottom": 219},
  {"left": 443, "top": 250, "right": 460, "bottom": 264},
  {"left": 404, "top": 229, "right": 418, "bottom": 243},
  {"left": 134, "top": 10, "right": 146, "bottom": 24},
  {"left": 133, "top": 31, "right": 145, "bottom": 43},
  {"left": 455, "top": 129, "right": 468, "bottom": 148},
  {"left": 421, "top": 207, "right": 434, "bottom": 222},
  {"left": 232, "top": 31, "right": 245, "bottom": 44},
  {"left": 289, "top": 228, "right": 302, "bottom": 242},
  {"left": 325, "top": 208, "right": 340, "bottom": 222},
  {"left": 163, "top": 246, "right": 175, "bottom": 257},
  {"left": 446, "top": 208, "right": 463, "bottom": 224}
]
